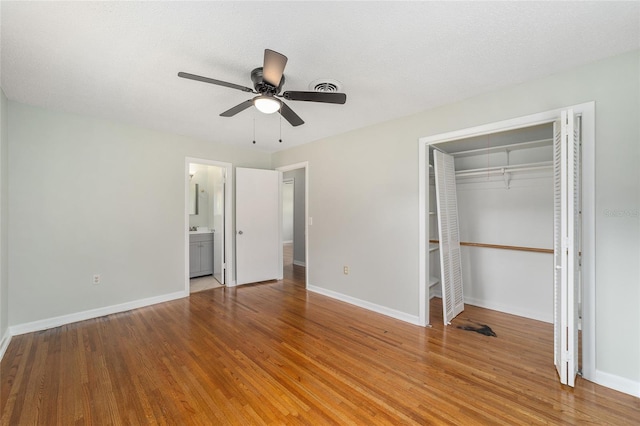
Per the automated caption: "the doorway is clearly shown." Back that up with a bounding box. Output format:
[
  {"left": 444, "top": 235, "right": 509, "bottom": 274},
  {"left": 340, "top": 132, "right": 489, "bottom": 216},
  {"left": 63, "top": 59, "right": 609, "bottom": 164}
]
[
  {"left": 185, "top": 158, "right": 233, "bottom": 293},
  {"left": 418, "top": 102, "right": 595, "bottom": 385},
  {"left": 277, "top": 162, "right": 309, "bottom": 286}
]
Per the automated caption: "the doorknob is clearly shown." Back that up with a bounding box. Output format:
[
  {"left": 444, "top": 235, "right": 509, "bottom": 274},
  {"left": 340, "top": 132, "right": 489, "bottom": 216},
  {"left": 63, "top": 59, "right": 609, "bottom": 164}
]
[{"left": 238, "top": 230, "right": 243, "bottom": 235}]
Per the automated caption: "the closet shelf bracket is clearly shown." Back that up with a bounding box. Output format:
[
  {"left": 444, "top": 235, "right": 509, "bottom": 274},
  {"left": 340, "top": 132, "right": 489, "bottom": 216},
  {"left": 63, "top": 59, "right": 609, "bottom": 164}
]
[{"left": 503, "top": 170, "right": 511, "bottom": 189}]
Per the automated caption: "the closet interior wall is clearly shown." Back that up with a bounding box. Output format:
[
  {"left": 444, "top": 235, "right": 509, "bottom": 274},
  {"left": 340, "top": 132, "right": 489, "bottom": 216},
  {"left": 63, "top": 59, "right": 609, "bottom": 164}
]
[
  {"left": 431, "top": 123, "right": 556, "bottom": 323},
  {"left": 428, "top": 168, "right": 441, "bottom": 300}
]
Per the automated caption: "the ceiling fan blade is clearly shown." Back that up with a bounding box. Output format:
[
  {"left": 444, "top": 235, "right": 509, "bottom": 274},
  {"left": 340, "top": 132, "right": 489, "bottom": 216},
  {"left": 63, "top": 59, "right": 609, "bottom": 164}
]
[
  {"left": 178, "top": 72, "right": 254, "bottom": 93},
  {"left": 220, "top": 100, "right": 254, "bottom": 117},
  {"left": 263, "top": 49, "right": 288, "bottom": 87},
  {"left": 282, "top": 91, "right": 347, "bottom": 104},
  {"left": 279, "top": 102, "right": 304, "bottom": 127}
]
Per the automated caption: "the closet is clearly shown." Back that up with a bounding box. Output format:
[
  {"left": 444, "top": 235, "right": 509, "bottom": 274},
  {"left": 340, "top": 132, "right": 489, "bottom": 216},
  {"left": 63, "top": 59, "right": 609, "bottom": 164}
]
[
  {"left": 420, "top": 105, "right": 588, "bottom": 387},
  {"left": 430, "top": 123, "right": 557, "bottom": 324}
]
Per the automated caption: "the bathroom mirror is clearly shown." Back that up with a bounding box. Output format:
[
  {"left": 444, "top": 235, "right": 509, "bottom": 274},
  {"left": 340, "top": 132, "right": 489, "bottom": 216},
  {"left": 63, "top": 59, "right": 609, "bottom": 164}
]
[{"left": 189, "top": 183, "right": 199, "bottom": 215}]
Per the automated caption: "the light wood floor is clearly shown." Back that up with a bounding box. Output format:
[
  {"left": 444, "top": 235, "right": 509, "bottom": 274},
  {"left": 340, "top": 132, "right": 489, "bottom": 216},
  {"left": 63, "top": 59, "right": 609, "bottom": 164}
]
[{"left": 2, "top": 262, "right": 638, "bottom": 424}]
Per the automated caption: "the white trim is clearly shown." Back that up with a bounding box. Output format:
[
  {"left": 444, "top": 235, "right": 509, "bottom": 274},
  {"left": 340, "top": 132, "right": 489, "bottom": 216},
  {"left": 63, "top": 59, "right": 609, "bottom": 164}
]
[
  {"left": 9, "top": 290, "right": 187, "bottom": 336},
  {"left": 578, "top": 104, "right": 596, "bottom": 381},
  {"left": 307, "top": 285, "right": 421, "bottom": 326},
  {"left": 276, "top": 162, "right": 310, "bottom": 288},
  {"left": 592, "top": 370, "right": 640, "bottom": 398},
  {"left": 277, "top": 170, "right": 284, "bottom": 280},
  {"left": 283, "top": 240, "right": 294, "bottom": 244},
  {"left": 293, "top": 260, "right": 306, "bottom": 267},
  {"left": 418, "top": 141, "right": 428, "bottom": 326},
  {"left": 185, "top": 157, "right": 234, "bottom": 288},
  {"left": 0, "top": 330, "right": 11, "bottom": 361},
  {"left": 417, "top": 102, "right": 596, "bottom": 383}
]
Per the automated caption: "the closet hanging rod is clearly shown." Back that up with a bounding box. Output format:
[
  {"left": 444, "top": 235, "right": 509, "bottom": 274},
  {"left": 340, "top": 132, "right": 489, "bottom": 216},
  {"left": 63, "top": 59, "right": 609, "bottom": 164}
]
[
  {"left": 429, "top": 239, "right": 553, "bottom": 254},
  {"left": 455, "top": 161, "right": 553, "bottom": 178},
  {"left": 450, "top": 138, "right": 553, "bottom": 157}
]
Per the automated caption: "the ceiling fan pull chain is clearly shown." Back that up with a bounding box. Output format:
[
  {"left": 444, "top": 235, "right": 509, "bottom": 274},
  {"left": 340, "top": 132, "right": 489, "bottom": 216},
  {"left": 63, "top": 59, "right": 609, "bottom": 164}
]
[
  {"left": 279, "top": 114, "right": 283, "bottom": 143},
  {"left": 252, "top": 118, "right": 256, "bottom": 144}
]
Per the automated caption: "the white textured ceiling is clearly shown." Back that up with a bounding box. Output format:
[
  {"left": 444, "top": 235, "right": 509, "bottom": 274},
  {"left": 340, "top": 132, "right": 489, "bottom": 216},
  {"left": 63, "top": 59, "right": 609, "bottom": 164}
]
[{"left": 1, "top": 1, "right": 639, "bottom": 152}]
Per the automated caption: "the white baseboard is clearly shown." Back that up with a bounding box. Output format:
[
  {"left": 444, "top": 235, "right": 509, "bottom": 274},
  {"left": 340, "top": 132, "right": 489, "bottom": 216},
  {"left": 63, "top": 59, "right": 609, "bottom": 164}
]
[
  {"left": 464, "top": 296, "right": 552, "bottom": 324},
  {"left": 283, "top": 240, "right": 293, "bottom": 244},
  {"left": 592, "top": 369, "right": 640, "bottom": 398},
  {"left": 307, "top": 285, "right": 421, "bottom": 326},
  {"left": 9, "top": 290, "right": 188, "bottom": 336},
  {"left": 293, "top": 260, "right": 306, "bottom": 267},
  {"left": 0, "top": 329, "right": 11, "bottom": 362}
]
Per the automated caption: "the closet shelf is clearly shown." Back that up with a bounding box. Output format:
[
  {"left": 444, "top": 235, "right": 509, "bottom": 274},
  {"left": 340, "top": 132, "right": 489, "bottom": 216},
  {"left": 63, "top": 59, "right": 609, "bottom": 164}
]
[
  {"left": 455, "top": 161, "right": 552, "bottom": 178},
  {"left": 429, "top": 276, "right": 440, "bottom": 288},
  {"left": 450, "top": 138, "right": 553, "bottom": 157},
  {"left": 429, "top": 243, "right": 439, "bottom": 253}
]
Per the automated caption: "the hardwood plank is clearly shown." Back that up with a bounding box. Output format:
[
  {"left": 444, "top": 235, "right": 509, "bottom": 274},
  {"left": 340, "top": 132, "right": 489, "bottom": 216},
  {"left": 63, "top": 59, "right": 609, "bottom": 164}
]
[{"left": 1, "top": 264, "right": 638, "bottom": 424}]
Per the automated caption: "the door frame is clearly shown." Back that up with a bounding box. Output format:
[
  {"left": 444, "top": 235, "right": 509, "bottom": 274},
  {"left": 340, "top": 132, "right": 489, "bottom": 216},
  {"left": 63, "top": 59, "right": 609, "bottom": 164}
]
[
  {"left": 276, "top": 162, "right": 310, "bottom": 287},
  {"left": 417, "top": 102, "right": 595, "bottom": 381},
  {"left": 185, "top": 157, "right": 234, "bottom": 291}
]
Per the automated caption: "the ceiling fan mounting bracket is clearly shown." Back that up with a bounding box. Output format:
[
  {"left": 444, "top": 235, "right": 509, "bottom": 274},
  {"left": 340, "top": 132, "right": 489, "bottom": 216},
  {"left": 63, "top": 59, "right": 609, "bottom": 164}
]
[{"left": 250, "top": 67, "right": 284, "bottom": 95}]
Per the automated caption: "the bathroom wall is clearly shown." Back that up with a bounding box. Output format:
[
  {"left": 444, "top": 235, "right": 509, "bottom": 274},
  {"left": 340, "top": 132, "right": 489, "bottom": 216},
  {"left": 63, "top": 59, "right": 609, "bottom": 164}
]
[{"left": 189, "top": 164, "right": 210, "bottom": 229}]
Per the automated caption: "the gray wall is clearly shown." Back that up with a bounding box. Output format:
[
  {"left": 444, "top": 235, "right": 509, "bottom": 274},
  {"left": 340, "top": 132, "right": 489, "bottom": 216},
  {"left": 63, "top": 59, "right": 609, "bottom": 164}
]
[
  {"left": 282, "top": 180, "right": 294, "bottom": 242},
  {"left": 273, "top": 50, "right": 639, "bottom": 387},
  {"left": 0, "top": 88, "right": 8, "bottom": 346},
  {"left": 283, "top": 168, "right": 306, "bottom": 265},
  {"left": 7, "top": 103, "right": 271, "bottom": 326}
]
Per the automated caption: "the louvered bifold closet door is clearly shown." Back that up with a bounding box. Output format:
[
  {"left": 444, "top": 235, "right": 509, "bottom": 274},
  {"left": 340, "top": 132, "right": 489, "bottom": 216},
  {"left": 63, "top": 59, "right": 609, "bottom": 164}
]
[
  {"left": 568, "top": 113, "right": 581, "bottom": 387},
  {"left": 434, "top": 151, "right": 464, "bottom": 324},
  {"left": 553, "top": 117, "right": 566, "bottom": 384},
  {"left": 553, "top": 109, "right": 580, "bottom": 387}
]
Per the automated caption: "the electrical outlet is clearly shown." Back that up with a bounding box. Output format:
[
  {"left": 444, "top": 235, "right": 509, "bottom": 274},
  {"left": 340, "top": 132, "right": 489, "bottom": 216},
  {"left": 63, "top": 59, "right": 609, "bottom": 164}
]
[
  {"left": 92, "top": 274, "right": 101, "bottom": 285},
  {"left": 343, "top": 266, "right": 349, "bottom": 275}
]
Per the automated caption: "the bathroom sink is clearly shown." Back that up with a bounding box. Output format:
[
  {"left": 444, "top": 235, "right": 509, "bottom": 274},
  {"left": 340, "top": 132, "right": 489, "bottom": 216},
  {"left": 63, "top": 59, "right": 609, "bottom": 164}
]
[{"left": 189, "top": 229, "right": 212, "bottom": 234}]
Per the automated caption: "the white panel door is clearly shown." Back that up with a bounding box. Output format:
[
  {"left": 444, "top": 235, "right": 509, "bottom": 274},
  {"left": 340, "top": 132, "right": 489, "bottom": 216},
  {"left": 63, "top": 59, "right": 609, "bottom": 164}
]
[
  {"left": 434, "top": 151, "right": 464, "bottom": 324},
  {"left": 236, "top": 168, "right": 281, "bottom": 285},
  {"left": 553, "top": 109, "right": 580, "bottom": 387}
]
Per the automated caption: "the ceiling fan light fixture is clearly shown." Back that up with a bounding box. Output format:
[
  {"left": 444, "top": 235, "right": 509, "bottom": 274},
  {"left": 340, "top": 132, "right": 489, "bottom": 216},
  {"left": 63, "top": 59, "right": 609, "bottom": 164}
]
[{"left": 253, "top": 96, "right": 281, "bottom": 114}]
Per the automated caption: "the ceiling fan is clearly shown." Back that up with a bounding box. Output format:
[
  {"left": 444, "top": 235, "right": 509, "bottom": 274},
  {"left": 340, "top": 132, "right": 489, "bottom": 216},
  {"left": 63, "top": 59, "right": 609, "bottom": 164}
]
[{"left": 178, "top": 49, "right": 346, "bottom": 127}]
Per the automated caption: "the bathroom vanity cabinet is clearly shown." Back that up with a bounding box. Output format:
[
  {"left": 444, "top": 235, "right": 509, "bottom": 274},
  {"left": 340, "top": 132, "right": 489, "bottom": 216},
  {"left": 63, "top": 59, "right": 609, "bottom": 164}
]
[{"left": 189, "top": 232, "right": 213, "bottom": 278}]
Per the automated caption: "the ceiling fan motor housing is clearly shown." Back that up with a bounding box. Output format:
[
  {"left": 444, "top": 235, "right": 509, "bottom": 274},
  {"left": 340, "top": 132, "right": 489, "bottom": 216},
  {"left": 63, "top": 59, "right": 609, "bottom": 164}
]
[{"left": 251, "top": 67, "right": 284, "bottom": 95}]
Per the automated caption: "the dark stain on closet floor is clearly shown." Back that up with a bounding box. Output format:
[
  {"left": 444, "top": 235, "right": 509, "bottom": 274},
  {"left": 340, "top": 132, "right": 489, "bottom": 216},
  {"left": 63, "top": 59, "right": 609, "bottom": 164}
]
[{"left": 456, "top": 319, "right": 497, "bottom": 337}]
